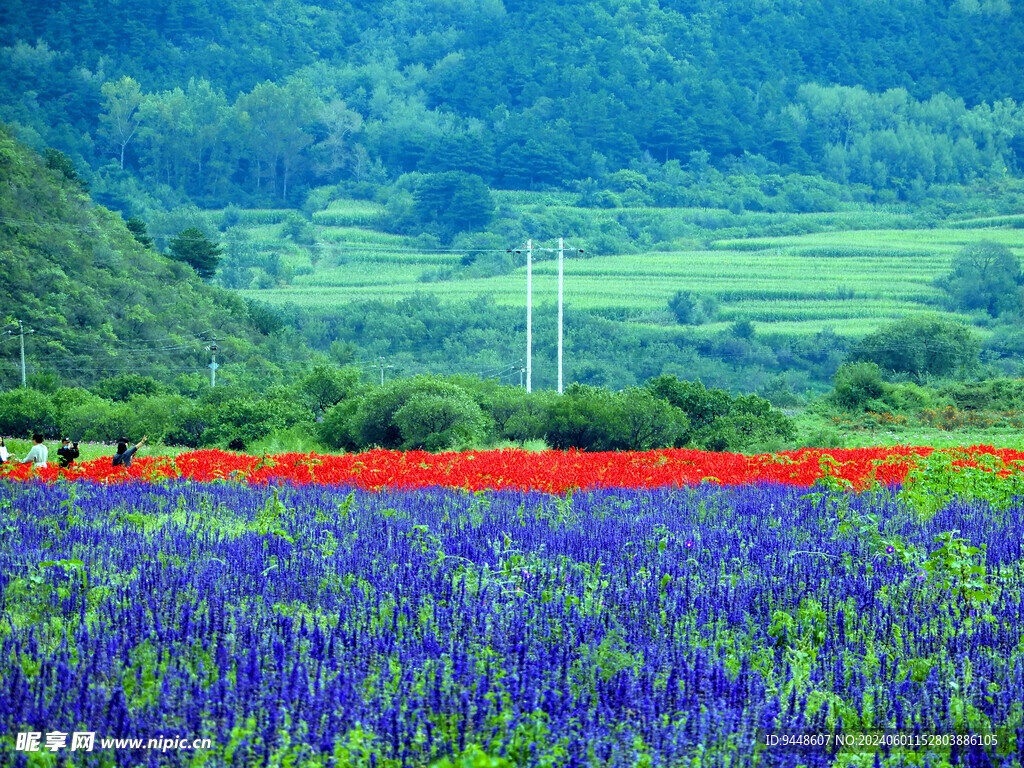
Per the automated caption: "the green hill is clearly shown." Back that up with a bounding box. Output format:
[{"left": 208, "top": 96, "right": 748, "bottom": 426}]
[{"left": 0, "top": 125, "right": 304, "bottom": 390}]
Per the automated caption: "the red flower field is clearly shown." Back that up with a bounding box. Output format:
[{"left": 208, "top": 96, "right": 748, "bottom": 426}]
[{"left": 3, "top": 445, "right": 1023, "bottom": 491}]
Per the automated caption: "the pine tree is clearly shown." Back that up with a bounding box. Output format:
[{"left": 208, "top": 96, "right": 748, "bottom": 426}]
[{"left": 168, "top": 227, "right": 222, "bottom": 280}]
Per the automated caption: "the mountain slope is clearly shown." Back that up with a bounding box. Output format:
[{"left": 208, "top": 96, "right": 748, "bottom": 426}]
[{"left": 0, "top": 124, "right": 297, "bottom": 389}]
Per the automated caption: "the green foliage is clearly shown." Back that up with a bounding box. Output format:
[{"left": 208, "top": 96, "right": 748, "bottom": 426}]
[
  {"left": 91, "top": 373, "right": 164, "bottom": 402},
  {"left": 350, "top": 376, "right": 484, "bottom": 450},
  {"left": 394, "top": 390, "right": 489, "bottom": 450},
  {"left": 125, "top": 216, "right": 154, "bottom": 248},
  {"left": 544, "top": 384, "right": 688, "bottom": 452},
  {"left": 318, "top": 398, "right": 362, "bottom": 451},
  {"left": 298, "top": 365, "right": 363, "bottom": 419},
  {"left": 667, "top": 290, "right": 714, "bottom": 325},
  {"left": 0, "top": 388, "right": 58, "bottom": 437},
  {"left": 0, "top": 126, "right": 306, "bottom": 391},
  {"left": 43, "top": 148, "right": 88, "bottom": 191},
  {"left": 851, "top": 314, "right": 980, "bottom": 382},
  {"left": 938, "top": 241, "right": 1023, "bottom": 317},
  {"left": 281, "top": 211, "right": 316, "bottom": 244},
  {"left": 168, "top": 226, "right": 223, "bottom": 280},
  {"left": 61, "top": 398, "right": 134, "bottom": 443},
  {"left": 411, "top": 172, "right": 494, "bottom": 242},
  {"left": 543, "top": 384, "right": 622, "bottom": 452},
  {"left": 187, "top": 388, "right": 311, "bottom": 450},
  {"left": 644, "top": 375, "right": 795, "bottom": 451},
  {"left": 245, "top": 299, "right": 284, "bottom": 336},
  {"left": 921, "top": 531, "right": 996, "bottom": 611},
  {"left": 940, "top": 378, "right": 1024, "bottom": 411},
  {"left": 429, "top": 745, "right": 513, "bottom": 768},
  {"left": 898, "top": 449, "right": 1024, "bottom": 518},
  {"left": 831, "top": 362, "right": 887, "bottom": 411}
]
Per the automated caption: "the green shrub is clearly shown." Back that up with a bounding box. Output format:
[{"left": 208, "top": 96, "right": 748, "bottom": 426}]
[
  {"left": 318, "top": 399, "right": 361, "bottom": 451},
  {"left": 0, "top": 389, "right": 58, "bottom": 438},
  {"left": 831, "top": 362, "right": 887, "bottom": 411},
  {"left": 544, "top": 384, "right": 621, "bottom": 451},
  {"left": 394, "top": 390, "right": 489, "bottom": 450},
  {"left": 91, "top": 373, "right": 165, "bottom": 402},
  {"left": 350, "top": 376, "right": 480, "bottom": 449},
  {"left": 62, "top": 399, "right": 134, "bottom": 443}
]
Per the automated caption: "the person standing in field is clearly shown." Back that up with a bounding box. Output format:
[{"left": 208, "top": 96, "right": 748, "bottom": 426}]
[
  {"left": 57, "top": 438, "right": 80, "bottom": 468},
  {"left": 19, "top": 433, "right": 48, "bottom": 467},
  {"left": 0, "top": 436, "right": 9, "bottom": 463},
  {"left": 112, "top": 435, "right": 146, "bottom": 467}
]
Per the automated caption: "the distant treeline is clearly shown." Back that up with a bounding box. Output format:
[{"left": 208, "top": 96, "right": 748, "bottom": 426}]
[{"left": 0, "top": 372, "right": 796, "bottom": 455}]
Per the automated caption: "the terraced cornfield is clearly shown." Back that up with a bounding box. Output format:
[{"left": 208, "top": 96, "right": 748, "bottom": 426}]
[{"left": 235, "top": 197, "right": 1024, "bottom": 336}]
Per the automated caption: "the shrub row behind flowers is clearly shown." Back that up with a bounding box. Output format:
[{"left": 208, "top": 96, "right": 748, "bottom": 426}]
[{"left": 4, "top": 445, "right": 1024, "bottom": 493}]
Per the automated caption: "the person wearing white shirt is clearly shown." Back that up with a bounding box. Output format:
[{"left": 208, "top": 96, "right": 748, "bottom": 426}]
[
  {"left": 0, "top": 436, "right": 9, "bottom": 463},
  {"left": 19, "top": 434, "right": 48, "bottom": 467}
]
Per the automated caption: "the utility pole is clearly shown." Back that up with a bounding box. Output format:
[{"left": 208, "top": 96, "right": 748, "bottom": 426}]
[
  {"left": 378, "top": 356, "right": 393, "bottom": 385},
  {"left": 18, "top": 320, "right": 31, "bottom": 387},
  {"left": 526, "top": 239, "right": 532, "bottom": 393},
  {"left": 557, "top": 238, "right": 564, "bottom": 394},
  {"left": 4, "top": 321, "right": 35, "bottom": 387},
  {"left": 205, "top": 340, "right": 219, "bottom": 388}
]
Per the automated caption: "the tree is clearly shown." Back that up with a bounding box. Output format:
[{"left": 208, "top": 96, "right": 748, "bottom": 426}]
[
  {"left": 298, "top": 364, "right": 362, "bottom": 419},
  {"left": 180, "top": 78, "right": 228, "bottom": 193},
  {"left": 413, "top": 172, "right": 494, "bottom": 242},
  {"left": 168, "top": 227, "right": 222, "bottom": 280},
  {"left": 646, "top": 375, "right": 731, "bottom": 438},
  {"left": 43, "top": 148, "right": 88, "bottom": 191},
  {"left": 544, "top": 384, "right": 620, "bottom": 451},
  {"left": 351, "top": 376, "right": 481, "bottom": 449},
  {"left": 831, "top": 362, "right": 887, "bottom": 410},
  {"left": 99, "top": 76, "right": 143, "bottom": 170},
  {"left": 0, "top": 389, "right": 58, "bottom": 437},
  {"left": 234, "top": 80, "right": 319, "bottom": 200},
  {"left": 939, "top": 242, "right": 1023, "bottom": 317},
  {"left": 616, "top": 388, "right": 689, "bottom": 451},
  {"left": 92, "top": 373, "right": 164, "bottom": 402},
  {"left": 851, "top": 314, "right": 980, "bottom": 382},
  {"left": 394, "top": 390, "right": 488, "bottom": 450},
  {"left": 668, "top": 290, "right": 714, "bottom": 325},
  {"left": 125, "top": 216, "right": 154, "bottom": 249},
  {"left": 312, "top": 98, "right": 364, "bottom": 180}
]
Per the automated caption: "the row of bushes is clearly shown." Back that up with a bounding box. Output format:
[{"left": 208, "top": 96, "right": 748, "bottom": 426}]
[
  {"left": 829, "top": 362, "right": 1024, "bottom": 415},
  {"left": 314, "top": 373, "right": 796, "bottom": 453},
  {"left": 0, "top": 370, "right": 797, "bottom": 454}
]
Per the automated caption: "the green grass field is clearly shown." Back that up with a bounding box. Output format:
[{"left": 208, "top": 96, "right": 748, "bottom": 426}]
[{"left": 234, "top": 199, "right": 1024, "bottom": 336}]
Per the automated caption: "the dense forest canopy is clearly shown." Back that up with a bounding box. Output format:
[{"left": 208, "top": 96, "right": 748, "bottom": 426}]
[{"left": 1, "top": 0, "right": 1023, "bottom": 210}]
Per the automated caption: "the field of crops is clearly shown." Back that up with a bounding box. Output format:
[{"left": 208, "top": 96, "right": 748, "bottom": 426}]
[
  {"left": 234, "top": 200, "right": 1023, "bottom": 336},
  {"left": 2, "top": 447, "right": 1023, "bottom": 766}
]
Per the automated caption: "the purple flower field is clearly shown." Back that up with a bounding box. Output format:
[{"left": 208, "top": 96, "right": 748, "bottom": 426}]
[{"left": 1, "top": 480, "right": 1022, "bottom": 766}]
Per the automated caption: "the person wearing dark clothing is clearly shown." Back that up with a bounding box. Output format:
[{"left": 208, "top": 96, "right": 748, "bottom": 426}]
[
  {"left": 112, "top": 435, "right": 146, "bottom": 467},
  {"left": 57, "top": 438, "right": 80, "bottom": 468}
]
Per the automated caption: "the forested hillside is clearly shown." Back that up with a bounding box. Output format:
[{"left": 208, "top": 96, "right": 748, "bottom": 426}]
[
  {"left": 1, "top": 0, "right": 1023, "bottom": 211},
  {"left": 3, "top": 0, "right": 1024, "bottom": 399},
  {"left": 0, "top": 125, "right": 309, "bottom": 391}
]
